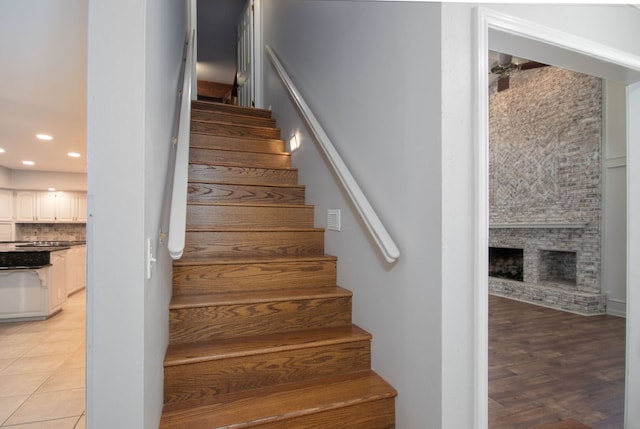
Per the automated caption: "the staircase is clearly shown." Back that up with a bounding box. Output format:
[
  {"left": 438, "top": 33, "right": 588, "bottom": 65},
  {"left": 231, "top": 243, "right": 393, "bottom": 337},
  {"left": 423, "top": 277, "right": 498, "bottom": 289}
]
[{"left": 159, "top": 101, "right": 397, "bottom": 429}]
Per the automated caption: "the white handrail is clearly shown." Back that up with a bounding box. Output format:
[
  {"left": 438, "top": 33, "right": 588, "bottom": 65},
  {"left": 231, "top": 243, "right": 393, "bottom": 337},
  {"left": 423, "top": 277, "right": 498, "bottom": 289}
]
[
  {"left": 167, "top": 30, "right": 195, "bottom": 260},
  {"left": 265, "top": 45, "right": 400, "bottom": 264}
]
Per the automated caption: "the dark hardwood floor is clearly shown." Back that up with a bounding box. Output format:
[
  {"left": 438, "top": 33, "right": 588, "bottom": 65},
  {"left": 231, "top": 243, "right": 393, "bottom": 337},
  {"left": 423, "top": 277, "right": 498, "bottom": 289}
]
[{"left": 489, "top": 295, "right": 626, "bottom": 429}]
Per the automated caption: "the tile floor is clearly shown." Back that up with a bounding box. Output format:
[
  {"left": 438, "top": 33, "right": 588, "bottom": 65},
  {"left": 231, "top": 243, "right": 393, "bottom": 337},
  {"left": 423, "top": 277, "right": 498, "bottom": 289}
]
[{"left": 0, "top": 290, "right": 85, "bottom": 428}]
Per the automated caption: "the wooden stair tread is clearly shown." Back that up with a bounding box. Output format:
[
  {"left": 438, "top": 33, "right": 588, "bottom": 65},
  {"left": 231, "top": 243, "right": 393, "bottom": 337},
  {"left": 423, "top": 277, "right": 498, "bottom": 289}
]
[
  {"left": 188, "top": 161, "right": 297, "bottom": 172},
  {"left": 191, "top": 117, "right": 278, "bottom": 130},
  {"left": 185, "top": 226, "right": 324, "bottom": 232},
  {"left": 191, "top": 118, "right": 280, "bottom": 133},
  {"left": 190, "top": 133, "right": 285, "bottom": 145},
  {"left": 173, "top": 254, "right": 337, "bottom": 266},
  {"left": 186, "top": 201, "right": 313, "bottom": 210},
  {"left": 170, "top": 286, "right": 352, "bottom": 309},
  {"left": 160, "top": 370, "right": 396, "bottom": 428},
  {"left": 191, "top": 110, "right": 276, "bottom": 126},
  {"left": 191, "top": 100, "right": 272, "bottom": 118},
  {"left": 190, "top": 143, "right": 290, "bottom": 157},
  {"left": 188, "top": 180, "right": 303, "bottom": 188},
  {"left": 164, "top": 325, "right": 371, "bottom": 367}
]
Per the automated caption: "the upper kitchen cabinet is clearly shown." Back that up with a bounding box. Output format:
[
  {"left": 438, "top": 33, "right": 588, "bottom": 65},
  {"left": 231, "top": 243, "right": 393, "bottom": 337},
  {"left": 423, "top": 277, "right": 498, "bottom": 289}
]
[
  {"left": 15, "top": 191, "right": 87, "bottom": 223},
  {"left": 75, "top": 193, "right": 87, "bottom": 222},
  {"left": 15, "top": 191, "right": 38, "bottom": 221},
  {"left": 0, "top": 190, "right": 14, "bottom": 221}
]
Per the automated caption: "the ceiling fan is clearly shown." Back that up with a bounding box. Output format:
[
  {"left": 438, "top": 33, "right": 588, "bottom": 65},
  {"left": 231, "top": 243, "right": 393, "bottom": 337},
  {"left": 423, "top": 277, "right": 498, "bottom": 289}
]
[{"left": 490, "top": 53, "right": 549, "bottom": 92}]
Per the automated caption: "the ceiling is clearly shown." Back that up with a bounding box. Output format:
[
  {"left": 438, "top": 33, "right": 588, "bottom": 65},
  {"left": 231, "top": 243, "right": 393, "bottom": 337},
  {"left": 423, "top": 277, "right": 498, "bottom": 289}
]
[
  {"left": 0, "top": 0, "right": 87, "bottom": 174},
  {"left": 0, "top": 0, "right": 243, "bottom": 175}
]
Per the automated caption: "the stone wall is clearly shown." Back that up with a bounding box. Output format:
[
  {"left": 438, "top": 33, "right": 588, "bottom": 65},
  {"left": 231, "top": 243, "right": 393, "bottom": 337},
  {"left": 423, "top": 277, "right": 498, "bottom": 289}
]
[
  {"left": 489, "top": 66, "right": 604, "bottom": 314},
  {"left": 16, "top": 223, "right": 87, "bottom": 241}
]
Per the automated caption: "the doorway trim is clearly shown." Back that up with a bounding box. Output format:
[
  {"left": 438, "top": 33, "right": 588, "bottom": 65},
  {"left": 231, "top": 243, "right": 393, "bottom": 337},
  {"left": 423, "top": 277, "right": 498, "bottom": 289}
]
[{"left": 474, "top": 7, "right": 640, "bottom": 428}]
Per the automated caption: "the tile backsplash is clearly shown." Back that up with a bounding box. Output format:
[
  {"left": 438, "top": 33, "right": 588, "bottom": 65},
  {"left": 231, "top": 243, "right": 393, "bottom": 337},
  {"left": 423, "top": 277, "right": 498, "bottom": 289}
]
[{"left": 16, "top": 223, "right": 87, "bottom": 241}]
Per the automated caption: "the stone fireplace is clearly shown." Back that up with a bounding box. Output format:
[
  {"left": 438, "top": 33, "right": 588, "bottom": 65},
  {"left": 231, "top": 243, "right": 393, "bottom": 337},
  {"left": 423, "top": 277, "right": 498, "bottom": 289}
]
[
  {"left": 488, "top": 65, "right": 606, "bottom": 315},
  {"left": 489, "top": 247, "right": 523, "bottom": 282}
]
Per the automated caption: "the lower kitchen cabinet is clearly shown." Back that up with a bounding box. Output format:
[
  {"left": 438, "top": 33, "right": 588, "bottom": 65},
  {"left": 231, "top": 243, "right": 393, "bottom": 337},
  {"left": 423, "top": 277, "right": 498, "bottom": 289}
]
[{"left": 66, "top": 245, "right": 86, "bottom": 295}]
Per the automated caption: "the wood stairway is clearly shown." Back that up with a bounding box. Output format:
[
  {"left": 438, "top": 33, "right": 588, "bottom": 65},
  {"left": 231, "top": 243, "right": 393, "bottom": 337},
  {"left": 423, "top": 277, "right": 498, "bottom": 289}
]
[{"left": 159, "top": 101, "right": 397, "bottom": 429}]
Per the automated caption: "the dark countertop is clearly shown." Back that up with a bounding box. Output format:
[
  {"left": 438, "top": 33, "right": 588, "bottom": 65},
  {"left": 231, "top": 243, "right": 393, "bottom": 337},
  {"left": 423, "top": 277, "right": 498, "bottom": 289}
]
[
  {"left": 0, "top": 265, "right": 51, "bottom": 271},
  {"left": 0, "top": 241, "right": 86, "bottom": 269}
]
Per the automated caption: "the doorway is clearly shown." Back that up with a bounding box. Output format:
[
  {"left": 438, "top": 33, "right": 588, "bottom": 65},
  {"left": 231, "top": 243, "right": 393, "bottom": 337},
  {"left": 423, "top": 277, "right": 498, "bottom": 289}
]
[{"left": 474, "top": 8, "right": 640, "bottom": 429}]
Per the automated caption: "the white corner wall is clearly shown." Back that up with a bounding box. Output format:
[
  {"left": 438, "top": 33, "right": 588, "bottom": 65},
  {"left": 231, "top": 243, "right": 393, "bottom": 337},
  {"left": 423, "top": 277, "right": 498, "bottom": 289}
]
[
  {"left": 603, "top": 80, "right": 627, "bottom": 317},
  {"left": 86, "top": 0, "right": 188, "bottom": 427},
  {"left": 262, "top": 2, "right": 443, "bottom": 427}
]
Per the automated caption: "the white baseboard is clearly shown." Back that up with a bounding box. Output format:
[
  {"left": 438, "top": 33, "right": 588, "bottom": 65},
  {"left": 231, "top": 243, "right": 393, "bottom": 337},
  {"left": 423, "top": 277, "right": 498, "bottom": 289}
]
[{"left": 607, "top": 298, "right": 627, "bottom": 318}]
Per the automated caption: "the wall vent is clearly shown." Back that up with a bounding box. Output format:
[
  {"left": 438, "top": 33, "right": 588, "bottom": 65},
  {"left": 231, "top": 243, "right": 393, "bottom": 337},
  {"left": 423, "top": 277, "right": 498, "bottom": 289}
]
[{"left": 327, "top": 209, "right": 341, "bottom": 231}]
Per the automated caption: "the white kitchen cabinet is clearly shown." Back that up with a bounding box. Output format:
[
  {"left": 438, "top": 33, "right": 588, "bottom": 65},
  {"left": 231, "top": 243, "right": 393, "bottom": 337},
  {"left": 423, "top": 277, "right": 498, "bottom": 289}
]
[
  {"left": 54, "top": 192, "right": 76, "bottom": 222},
  {"left": 13, "top": 191, "right": 87, "bottom": 223},
  {"left": 65, "top": 245, "right": 86, "bottom": 295},
  {"left": 0, "top": 190, "right": 13, "bottom": 221},
  {"left": 0, "top": 223, "right": 14, "bottom": 241},
  {"left": 75, "top": 193, "right": 87, "bottom": 222},
  {"left": 0, "top": 250, "right": 68, "bottom": 321},
  {"left": 49, "top": 250, "right": 68, "bottom": 311},
  {"left": 15, "top": 191, "right": 38, "bottom": 221},
  {"left": 37, "top": 192, "right": 57, "bottom": 222}
]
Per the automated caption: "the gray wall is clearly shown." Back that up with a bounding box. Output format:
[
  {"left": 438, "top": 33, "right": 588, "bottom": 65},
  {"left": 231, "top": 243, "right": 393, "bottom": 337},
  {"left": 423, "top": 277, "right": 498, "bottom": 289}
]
[
  {"left": 86, "top": 0, "right": 188, "bottom": 427},
  {"left": 262, "top": 2, "right": 442, "bottom": 427},
  {"left": 197, "top": 0, "right": 245, "bottom": 84},
  {"left": 264, "top": 2, "right": 640, "bottom": 428}
]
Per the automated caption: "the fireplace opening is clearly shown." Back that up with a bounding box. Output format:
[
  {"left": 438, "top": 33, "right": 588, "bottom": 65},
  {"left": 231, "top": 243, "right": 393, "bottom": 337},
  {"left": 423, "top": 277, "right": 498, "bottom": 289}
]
[
  {"left": 539, "top": 250, "right": 577, "bottom": 286},
  {"left": 489, "top": 247, "right": 524, "bottom": 281}
]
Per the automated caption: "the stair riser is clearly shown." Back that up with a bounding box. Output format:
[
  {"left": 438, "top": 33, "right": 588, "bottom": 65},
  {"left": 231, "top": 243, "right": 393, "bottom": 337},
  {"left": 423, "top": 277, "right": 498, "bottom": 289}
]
[
  {"left": 189, "top": 147, "right": 291, "bottom": 169},
  {"left": 191, "top": 121, "right": 281, "bottom": 140},
  {"left": 252, "top": 399, "right": 396, "bottom": 429},
  {"left": 183, "top": 230, "right": 325, "bottom": 259},
  {"left": 190, "top": 133, "right": 285, "bottom": 154},
  {"left": 173, "top": 260, "right": 337, "bottom": 296},
  {"left": 192, "top": 110, "right": 276, "bottom": 127},
  {"left": 192, "top": 101, "right": 272, "bottom": 118},
  {"left": 164, "top": 341, "right": 371, "bottom": 403},
  {"left": 188, "top": 182, "right": 305, "bottom": 205},
  {"left": 186, "top": 204, "right": 314, "bottom": 229},
  {"left": 189, "top": 164, "right": 298, "bottom": 185},
  {"left": 169, "top": 296, "right": 352, "bottom": 344}
]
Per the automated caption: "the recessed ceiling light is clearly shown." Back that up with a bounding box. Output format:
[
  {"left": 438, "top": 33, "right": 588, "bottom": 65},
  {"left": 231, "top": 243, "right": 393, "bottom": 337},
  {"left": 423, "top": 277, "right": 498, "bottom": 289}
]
[
  {"left": 0, "top": 148, "right": 5, "bottom": 153},
  {"left": 68, "top": 152, "right": 81, "bottom": 158},
  {"left": 48, "top": 188, "right": 56, "bottom": 192},
  {"left": 22, "top": 160, "right": 35, "bottom": 166},
  {"left": 36, "top": 134, "right": 53, "bottom": 141}
]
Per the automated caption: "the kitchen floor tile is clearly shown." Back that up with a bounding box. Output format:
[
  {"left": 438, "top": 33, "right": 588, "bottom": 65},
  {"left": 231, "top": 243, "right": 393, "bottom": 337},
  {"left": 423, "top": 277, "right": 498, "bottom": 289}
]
[
  {"left": 0, "top": 373, "right": 49, "bottom": 397},
  {"left": 0, "top": 345, "right": 36, "bottom": 361},
  {"left": 24, "top": 340, "right": 82, "bottom": 359},
  {"left": 0, "top": 360, "right": 15, "bottom": 374},
  {"left": 72, "top": 414, "right": 84, "bottom": 429},
  {"left": 1, "top": 355, "right": 69, "bottom": 377},
  {"left": 4, "top": 389, "right": 84, "bottom": 426},
  {"left": 0, "top": 395, "right": 29, "bottom": 425},
  {"left": 2, "top": 416, "right": 80, "bottom": 428},
  {"left": 36, "top": 367, "right": 84, "bottom": 393}
]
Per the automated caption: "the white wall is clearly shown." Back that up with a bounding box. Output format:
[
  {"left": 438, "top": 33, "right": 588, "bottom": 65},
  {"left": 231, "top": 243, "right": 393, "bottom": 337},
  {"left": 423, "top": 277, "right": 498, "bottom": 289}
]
[
  {"left": 262, "top": 2, "right": 442, "bottom": 427},
  {"left": 10, "top": 170, "right": 86, "bottom": 191},
  {"left": 143, "top": 0, "right": 188, "bottom": 427},
  {"left": 603, "top": 80, "right": 627, "bottom": 317},
  {"left": 86, "top": 0, "right": 188, "bottom": 427},
  {"left": 0, "top": 167, "right": 86, "bottom": 191}
]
